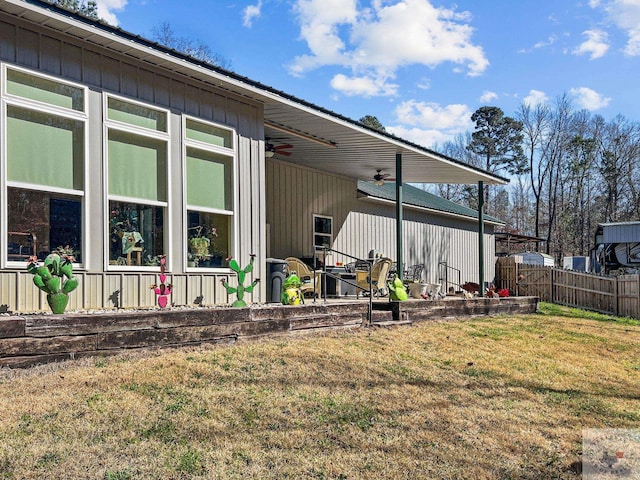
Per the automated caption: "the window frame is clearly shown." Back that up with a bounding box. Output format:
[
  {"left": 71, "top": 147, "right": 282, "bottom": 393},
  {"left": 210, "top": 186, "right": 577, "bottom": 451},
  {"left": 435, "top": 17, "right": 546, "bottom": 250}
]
[
  {"left": 103, "top": 93, "right": 171, "bottom": 271},
  {"left": 182, "top": 115, "right": 237, "bottom": 272},
  {"left": 1, "top": 63, "right": 89, "bottom": 270},
  {"left": 313, "top": 214, "right": 333, "bottom": 250}
]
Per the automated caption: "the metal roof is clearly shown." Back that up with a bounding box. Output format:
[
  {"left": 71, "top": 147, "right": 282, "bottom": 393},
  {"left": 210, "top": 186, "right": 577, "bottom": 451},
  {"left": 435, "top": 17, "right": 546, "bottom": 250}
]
[
  {"left": 357, "top": 181, "right": 504, "bottom": 225},
  {"left": 3, "top": 0, "right": 509, "bottom": 186}
]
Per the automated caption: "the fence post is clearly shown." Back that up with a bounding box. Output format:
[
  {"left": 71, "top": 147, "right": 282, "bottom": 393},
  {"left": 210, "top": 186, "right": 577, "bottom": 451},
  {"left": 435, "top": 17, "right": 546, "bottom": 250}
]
[
  {"left": 637, "top": 274, "right": 640, "bottom": 320},
  {"left": 549, "top": 268, "right": 554, "bottom": 303},
  {"left": 614, "top": 277, "right": 619, "bottom": 316}
]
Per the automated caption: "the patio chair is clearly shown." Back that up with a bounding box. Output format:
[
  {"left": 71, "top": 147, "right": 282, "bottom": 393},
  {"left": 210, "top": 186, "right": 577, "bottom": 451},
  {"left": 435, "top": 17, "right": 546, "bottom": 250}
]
[
  {"left": 356, "top": 257, "right": 392, "bottom": 298},
  {"left": 285, "top": 257, "right": 321, "bottom": 298}
]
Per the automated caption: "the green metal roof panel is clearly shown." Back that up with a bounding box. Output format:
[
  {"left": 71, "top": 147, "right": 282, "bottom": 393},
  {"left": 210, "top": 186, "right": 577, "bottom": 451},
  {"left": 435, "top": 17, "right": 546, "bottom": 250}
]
[{"left": 357, "top": 181, "right": 503, "bottom": 224}]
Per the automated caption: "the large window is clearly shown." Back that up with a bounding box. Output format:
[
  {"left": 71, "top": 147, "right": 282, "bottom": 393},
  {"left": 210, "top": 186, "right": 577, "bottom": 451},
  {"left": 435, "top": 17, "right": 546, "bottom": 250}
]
[
  {"left": 184, "top": 117, "right": 235, "bottom": 270},
  {"left": 105, "top": 95, "right": 169, "bottom": 267},
  {"left": 3, "top": 65, "right": 87, "bottom": 265}
]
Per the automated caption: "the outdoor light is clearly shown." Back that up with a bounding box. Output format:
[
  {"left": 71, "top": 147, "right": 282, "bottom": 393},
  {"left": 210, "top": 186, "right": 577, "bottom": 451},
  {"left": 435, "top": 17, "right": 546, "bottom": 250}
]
[{"left": 265, "top": 142, "right": 276, "bottom": 158}]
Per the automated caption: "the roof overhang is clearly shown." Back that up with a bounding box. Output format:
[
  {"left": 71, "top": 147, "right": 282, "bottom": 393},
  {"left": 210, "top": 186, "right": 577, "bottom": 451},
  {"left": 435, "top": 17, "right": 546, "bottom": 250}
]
[
  {"left": 359, "top": 194, "right": 504, "bottom": 226},
  {"left": 2, "top": 0, "right": 509, "bottom": 186}
]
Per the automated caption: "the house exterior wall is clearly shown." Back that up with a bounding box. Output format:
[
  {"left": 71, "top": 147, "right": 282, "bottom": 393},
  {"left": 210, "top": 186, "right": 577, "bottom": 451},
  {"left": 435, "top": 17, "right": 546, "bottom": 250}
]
[
  {"left": 266, "top": 160, "right": 496, "bottom": 286},
  {"left": 0, "top": 13, "right": 265, "bottom": 312}
]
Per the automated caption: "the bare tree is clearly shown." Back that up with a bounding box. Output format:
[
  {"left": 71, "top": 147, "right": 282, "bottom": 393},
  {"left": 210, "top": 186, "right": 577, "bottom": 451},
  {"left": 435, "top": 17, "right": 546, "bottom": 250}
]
[
  {"left": 517, "top": 102, "right": 551, "bottom": 243},
  {"left": 151, "top": 21, "right": 231, "bottom": 69}
]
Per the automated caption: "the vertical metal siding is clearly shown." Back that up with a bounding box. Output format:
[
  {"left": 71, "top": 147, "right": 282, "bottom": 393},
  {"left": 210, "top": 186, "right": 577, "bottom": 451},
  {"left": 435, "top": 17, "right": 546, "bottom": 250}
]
[
  {"left": 0, "top": 20, "right": 16, "bottom": 62},
  {"left": 266, "top": 161, "right": 496, "bottom": 285},
  {"left": 265, "top": 160, "right": 356, "bottom": 261}
]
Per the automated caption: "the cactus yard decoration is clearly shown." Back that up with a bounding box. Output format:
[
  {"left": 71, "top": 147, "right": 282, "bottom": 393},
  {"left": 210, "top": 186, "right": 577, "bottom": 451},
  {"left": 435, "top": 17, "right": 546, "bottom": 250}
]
[
  {"left": 26, "top": 253, "right": 79, "bottom": 314},
  {"left": 150, "top": 255, "right": 172, "bottom": 308},
  {"left": 388, "top": 275, "right": 408, "bottom": 302},
  {"left": 221, "top": 255, "right": 260, "bottom": 307}
]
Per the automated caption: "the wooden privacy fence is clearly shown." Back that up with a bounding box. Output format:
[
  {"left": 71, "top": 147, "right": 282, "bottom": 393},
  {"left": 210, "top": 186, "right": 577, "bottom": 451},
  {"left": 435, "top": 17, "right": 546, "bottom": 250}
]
[{"left": 495, "top": 257, "right": 640, "bottom": 319}]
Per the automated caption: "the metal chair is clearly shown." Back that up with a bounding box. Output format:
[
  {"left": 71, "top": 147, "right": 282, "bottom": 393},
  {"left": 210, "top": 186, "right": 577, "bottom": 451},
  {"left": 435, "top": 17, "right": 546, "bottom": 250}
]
[{"left": 403, "top": 264, "right": 424, "bottom": 283}]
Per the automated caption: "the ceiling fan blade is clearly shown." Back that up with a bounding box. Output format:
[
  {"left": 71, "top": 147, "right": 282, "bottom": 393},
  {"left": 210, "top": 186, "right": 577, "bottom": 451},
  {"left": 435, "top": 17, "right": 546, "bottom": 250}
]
[{"left": 274, "top": 144, "right": 293, "bottom": 156}]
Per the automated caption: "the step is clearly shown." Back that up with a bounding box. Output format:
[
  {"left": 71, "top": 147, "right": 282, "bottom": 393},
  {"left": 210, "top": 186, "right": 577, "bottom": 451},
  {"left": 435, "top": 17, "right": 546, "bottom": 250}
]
[{"left": 370, "top": 320, "right": 413, "bottom": 328}]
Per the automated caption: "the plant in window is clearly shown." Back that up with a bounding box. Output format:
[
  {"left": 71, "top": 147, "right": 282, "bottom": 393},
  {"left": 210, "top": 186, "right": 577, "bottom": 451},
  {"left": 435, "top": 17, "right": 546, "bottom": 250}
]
[
  {"left": 188, "top": 225, "right": 214, "bottom": 255},
  {"left": 188, "top": 225, "right": 217, "bottom": 257},
  {"left": 54, "top": 245, "right": 77, "bottom": 259},
  {"left": 26, "top": 253, "right": 79, "bottom": 314},
  {"left": 220, "top": 255, "right": 260, "bottom": 307}
]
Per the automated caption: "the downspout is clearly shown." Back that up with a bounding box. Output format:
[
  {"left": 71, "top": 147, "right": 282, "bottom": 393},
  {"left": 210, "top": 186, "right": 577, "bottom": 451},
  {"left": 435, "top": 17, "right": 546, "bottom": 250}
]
[
  {"left": 478, "top": 181, "right": 484, "bottom": 297},
  {"left": 396, "top": 153, "right": 403, "bottom": 280}
]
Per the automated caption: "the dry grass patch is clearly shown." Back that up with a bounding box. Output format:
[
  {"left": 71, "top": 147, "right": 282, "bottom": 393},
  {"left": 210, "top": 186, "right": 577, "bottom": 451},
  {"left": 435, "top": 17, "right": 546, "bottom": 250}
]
[{"left": 1, "top": 305, "right": 640, "bottom": 479}]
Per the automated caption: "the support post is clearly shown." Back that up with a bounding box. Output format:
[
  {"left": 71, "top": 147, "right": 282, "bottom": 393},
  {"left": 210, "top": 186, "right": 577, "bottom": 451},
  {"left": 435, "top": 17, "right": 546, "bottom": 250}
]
[
  {"left": 396, "top": 153, "right": 403, "bottom": 280},
  {"left": 478, "top": 181, "right": 484, "bottom": 297}
]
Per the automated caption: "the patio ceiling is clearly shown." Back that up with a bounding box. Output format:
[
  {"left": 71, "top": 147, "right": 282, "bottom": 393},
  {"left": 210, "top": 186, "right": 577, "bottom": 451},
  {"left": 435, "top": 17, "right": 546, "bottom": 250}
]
[
  {"left": 262, "top": 103, "right": 507, "bottom": 185},
  {"left": 4, "top": 0, "right": 508, "bottom": 186}
]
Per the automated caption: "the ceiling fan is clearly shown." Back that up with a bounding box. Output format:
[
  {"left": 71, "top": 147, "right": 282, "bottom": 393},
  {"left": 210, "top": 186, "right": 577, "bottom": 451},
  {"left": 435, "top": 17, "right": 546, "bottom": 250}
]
[
  {"left": 373, "top": 169, "right": 395, "bottom": 185},
  {"left": 265, "top": 138, "right": 293, "bottom": 157}
]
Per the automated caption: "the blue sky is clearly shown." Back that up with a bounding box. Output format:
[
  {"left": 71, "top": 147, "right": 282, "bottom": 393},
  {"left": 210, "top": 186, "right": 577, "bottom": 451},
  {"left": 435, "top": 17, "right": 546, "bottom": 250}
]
[{"left": 95, "top": 0, "right": 640, "bottom": 149}]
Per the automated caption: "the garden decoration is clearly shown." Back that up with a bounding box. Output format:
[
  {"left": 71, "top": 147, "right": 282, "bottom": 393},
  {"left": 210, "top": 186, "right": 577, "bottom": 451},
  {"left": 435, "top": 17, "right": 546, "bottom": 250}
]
[
  {"left": 221, "top": 255, "right": 260, "bottom": 307},
  {"left": 281, "top": 272, "right": 303, "bottom": 305},
  {"left": 150, "top": 255, "right": 172, "bottom": 308},
  {"left": 387, "top": 275, "right": 408, "bottom": 302},
  {"left": 26, "top": 253, "right": 79, "bottom": 314}
]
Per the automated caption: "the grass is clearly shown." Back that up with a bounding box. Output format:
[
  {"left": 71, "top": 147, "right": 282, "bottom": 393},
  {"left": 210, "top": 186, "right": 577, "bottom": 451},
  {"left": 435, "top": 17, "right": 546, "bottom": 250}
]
[{"left": 1, "top": 304, "right": 639, "bottom": 479}]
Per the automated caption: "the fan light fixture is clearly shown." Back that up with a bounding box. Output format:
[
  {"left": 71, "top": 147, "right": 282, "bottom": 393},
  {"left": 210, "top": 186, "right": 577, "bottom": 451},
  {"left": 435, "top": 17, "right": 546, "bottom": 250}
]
[
  {"left": 265, "top": 142, "right": 276, "bottom": 158},
  {"left": 373, "top": 169, "right": 390, "bottom": 186}
]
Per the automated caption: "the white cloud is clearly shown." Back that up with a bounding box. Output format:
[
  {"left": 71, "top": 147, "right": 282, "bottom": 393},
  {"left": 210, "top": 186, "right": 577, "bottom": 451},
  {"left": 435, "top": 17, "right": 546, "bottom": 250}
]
[
  {"left": 569, "top": 87, "right": 611, "bottom": 110},
  {"left": 592, "top": 0, "right": 640, "bottom": 55},
  {"left": 394, "top": 100, "right": 473, "bottom": 130},
  {"left": 95, "top": 0, "right": 127, "bottom": 25},
  {"left": 243, "top": 1, "right": 263, "bottom": 28},
  {"left": 386, "top": 125, "right": 450, "bottom": 148},
  {"left": 289, "top": 0, "right": 488, "bottom": 97},
  {"left": 518, "top": 35, "right": 558, "bottom": 53},
  {"left": 387, "top": 100, "right": 473, "bottom": 147},
  {"left": 479, "top": 91, "right": 498, "bottom": 103},
  {"left": 523, "top": 89, "right": 549, "bottom": 106},
  {"left": 573, "top": 29, "right": 610, "bottom": 59},
  {"left": 330, "top": 73, "right": 399, "bottom": 97}
]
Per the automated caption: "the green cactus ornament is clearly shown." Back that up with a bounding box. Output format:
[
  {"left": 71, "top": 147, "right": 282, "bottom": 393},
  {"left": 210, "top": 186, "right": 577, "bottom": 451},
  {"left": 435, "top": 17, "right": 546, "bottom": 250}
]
[
  {"left": 388, "top": 275, "right": 408, "bottom": 302},
  {"left": 220, "top": 255, "right": 260, "bottom": 307},
  {"left": 27, "top": 253, "right": 79, "bottom": 314}
]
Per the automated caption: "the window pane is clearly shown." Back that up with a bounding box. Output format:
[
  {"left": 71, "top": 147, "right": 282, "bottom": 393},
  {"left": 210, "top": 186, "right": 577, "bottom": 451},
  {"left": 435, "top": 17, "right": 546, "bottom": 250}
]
[
  {"left": 187, "top": 211, "right": 230, "bottom": 268},
  {"left": 7, "top": 188, "right": 82, "bottom": 263},
  {"left": 7, "top": 106, "right": 84, "bottom": 190},
  {"left": 186, "top": 147, "right": 232, "bottom": 210},
  {"left": 108, "top": 130, "right": 167, "bottom": 202},
  {"left": 314, "top": 234, "right": 331, "bottom": 249},
  {"left": 314, "top": 216, "right": 332, "bottom": 235},
  {"left": 107, "top": 97, "right": 167, "bottom": 132},
  {"left": 186, "top": 118, "right": 232, "bottom": 148},
  {"left": 109, "top": 201, "right": 164, "bottom": 266},
  {"left": 7, "top": 69, "right": 84, "bottom": 111}
]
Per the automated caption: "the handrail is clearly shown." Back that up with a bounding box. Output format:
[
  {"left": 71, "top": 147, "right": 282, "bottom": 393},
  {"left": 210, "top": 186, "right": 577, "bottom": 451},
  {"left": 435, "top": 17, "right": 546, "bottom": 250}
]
[
  {"left": 438, "top": 262, "right": 461, "bottom": 294},
  {"left": 313, "top": 246, "right": 373, "bottom": 325}
]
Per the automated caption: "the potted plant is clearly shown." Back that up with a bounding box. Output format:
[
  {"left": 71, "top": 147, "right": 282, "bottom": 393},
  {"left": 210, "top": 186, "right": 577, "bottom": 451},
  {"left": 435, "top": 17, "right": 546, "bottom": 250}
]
[
  {"left": 26, "top": 252, "right": 79, "bottom": 314},
  {"left": 188, "top": 225, "right": 216, "bottom": 257}
]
